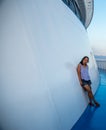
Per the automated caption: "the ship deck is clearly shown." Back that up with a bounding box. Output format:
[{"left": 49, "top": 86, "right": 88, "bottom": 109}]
[{"left": 72, "top": 69, "right": 106, "bottom": 130}]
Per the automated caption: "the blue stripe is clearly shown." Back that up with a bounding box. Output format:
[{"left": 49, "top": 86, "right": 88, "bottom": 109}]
[{"left": 71, "top": 69, "right": 106, "bottom": 130}]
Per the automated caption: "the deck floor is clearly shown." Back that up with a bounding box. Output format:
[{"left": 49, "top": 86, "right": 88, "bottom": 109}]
[{"left": 71, "top": 69, "right": 106, "bottom": 130}]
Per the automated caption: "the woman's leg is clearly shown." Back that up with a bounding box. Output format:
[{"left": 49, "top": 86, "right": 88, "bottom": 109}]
[
  {"left": 83, "top": 85, "right": 100, "bottom": 106},
  {"left": 83, "top": 85, "right": 94, "bottom": 101}
]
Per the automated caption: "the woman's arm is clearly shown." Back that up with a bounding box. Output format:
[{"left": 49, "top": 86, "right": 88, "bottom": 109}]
[{"left": 77, "top": 64, "right": 83, "bottom": 86}]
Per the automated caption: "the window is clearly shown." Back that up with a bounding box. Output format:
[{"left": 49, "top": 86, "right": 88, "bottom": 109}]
[{"left": 62, "top": 0, "right": 84, "bottom": 26}]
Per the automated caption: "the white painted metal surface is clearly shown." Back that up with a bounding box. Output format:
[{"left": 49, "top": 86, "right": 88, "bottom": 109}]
[{"left": 0, "top": 0, "right": 99, "bottom": 130}]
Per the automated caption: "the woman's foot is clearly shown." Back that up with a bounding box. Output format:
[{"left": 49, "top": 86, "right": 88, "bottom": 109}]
[
  {"left": 94, "top": 101, "right": 100, "bottom": 107},
  {"left": 89, "top": 102, "right": 94, "bottom": 106}
]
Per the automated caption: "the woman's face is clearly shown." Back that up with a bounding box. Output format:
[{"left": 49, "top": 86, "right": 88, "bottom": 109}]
[{"left": 83, "top": 58, "right": 89, "bottom": 65}]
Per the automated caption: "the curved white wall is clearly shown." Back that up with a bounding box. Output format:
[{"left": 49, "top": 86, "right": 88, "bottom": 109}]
[{"left": 0, "top": 0, "right": 99, "bottom": 130}]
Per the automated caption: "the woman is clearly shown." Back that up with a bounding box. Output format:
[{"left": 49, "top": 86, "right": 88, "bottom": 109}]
[{"left": 77, "top": 56, "right": 100, "bottom": 107}]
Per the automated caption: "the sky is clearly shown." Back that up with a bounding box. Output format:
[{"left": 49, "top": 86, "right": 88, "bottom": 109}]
[{"left": 87, "top": 0, "right": 106, "bottom": 56}]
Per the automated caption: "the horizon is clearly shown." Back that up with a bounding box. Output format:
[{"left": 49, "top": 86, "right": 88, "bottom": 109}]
[{"left": 87, "top": 0, "right": 106, "bottom": 56}]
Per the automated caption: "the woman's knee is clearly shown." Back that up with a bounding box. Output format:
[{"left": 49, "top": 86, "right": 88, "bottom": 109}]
[{"left": 84, "top": 85, "right": 91, "bottom": 92}]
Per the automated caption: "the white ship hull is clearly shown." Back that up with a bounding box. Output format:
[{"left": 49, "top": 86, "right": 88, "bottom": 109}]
[{"left": 0, "top": 0, "right": 99, "bottom": 130}]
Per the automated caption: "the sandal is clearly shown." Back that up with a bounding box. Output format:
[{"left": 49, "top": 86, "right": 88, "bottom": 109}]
[
  {"left": 94, "top": 102, "right": 100, "bottom": 107},
  {"left": 89, "top": 102, "right": 94, "bottom": 106}
]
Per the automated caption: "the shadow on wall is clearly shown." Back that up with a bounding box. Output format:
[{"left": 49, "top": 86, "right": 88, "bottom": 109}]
[
  {"left": 65, "top": 62, "right": 89, "bottom": 103},
  {"left": 0, "top": 0, "right": 3, "bottom": 5},
  {"left": 0, "top": 126, "right": 3, "bottom": 130}
]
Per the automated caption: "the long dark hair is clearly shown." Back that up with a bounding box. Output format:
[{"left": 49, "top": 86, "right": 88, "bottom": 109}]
[{"left": 80, "top": 56, "right": 89, "bottom": 65}]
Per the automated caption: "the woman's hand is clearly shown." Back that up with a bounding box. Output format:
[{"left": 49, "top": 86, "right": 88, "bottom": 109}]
[{"left": 80, "top": 81, "right": 83, "bottom": 87}]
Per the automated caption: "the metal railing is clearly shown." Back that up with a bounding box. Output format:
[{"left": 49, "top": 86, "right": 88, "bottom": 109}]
[{"left": 96, "top": 59, "right": 106, "bottom": 70}]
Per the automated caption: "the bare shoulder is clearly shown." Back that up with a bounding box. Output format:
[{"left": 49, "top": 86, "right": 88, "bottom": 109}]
[
  {"left": 76, "top": 63, "right": 81, "bottom": 71},
  {"left": 77, "top": 63, "right": 81, "bottom": 68}
]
